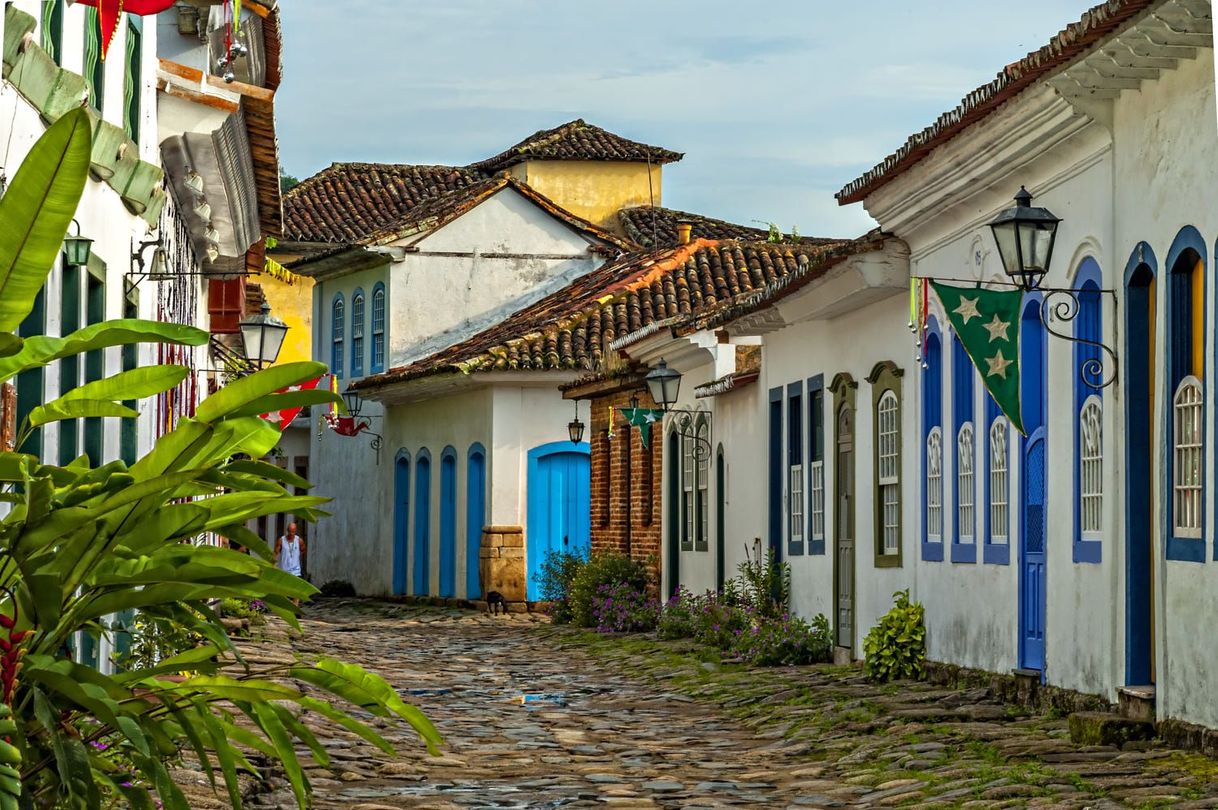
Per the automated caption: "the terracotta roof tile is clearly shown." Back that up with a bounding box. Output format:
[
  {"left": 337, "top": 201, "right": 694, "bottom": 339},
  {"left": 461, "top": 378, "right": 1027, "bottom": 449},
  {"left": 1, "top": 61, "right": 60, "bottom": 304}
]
[
  {"left": 837, "top": 0, "right": 1158, "bottom": 204},
  {"left": 352, "top": 237, "right": 875, "bottom": 392},
  {"left": 284, "top": 163, "right": 484, "bottom": 242},
  {"left": 470, "top": 119, "right": 683, "bottom": 173},
  {"left": 619, "top": 206, "right": 770, "bottom": 248}
]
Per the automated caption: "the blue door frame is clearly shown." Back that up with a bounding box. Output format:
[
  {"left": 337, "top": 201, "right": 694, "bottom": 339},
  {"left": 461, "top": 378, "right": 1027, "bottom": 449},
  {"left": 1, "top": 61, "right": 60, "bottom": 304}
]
[
  {"left": 466, "top": 444, "right": 486, "bottom": 599},
  {"left": 1124, "top": 251, "right": 1156, "bottom": 684},
  {"left": 526, "top": 441, "right": 590, "bottom": 601},
  {"left": 1019, "top": 301, "right": 1047, "bottom": 673},
  {"left": 412, "top": 450, "right": 432, "bottom": 596},
  {"left": 439, "top": 448, "right": 457, "bottom": 598},
  {"left": 392, "top": 451, "right": 410, "bottom": 595}
]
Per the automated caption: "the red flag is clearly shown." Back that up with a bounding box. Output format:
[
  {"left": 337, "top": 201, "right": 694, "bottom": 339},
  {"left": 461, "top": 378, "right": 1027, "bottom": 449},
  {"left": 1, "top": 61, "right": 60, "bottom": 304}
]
[
  {"left": 262, "top": 377, "right": 322, "bottom": 432},
  {"left": 76, "top": 0, "right": 177, "bottom": 60}
]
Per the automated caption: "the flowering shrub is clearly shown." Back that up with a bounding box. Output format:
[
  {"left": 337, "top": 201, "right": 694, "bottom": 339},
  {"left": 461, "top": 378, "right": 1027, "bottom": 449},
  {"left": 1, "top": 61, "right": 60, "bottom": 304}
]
[
  {"left": 569, "top": 552, "right": 651, "bottom": 628},
  {"left": 592, "top": 582, "right": 660, "bottom": 633},
  {"left": 692, "top": 598, "right": 753, "bottom": 649},
  {"left": 535, "top": 549, "right": 587, "bottom": 624},
  {"left": 732, "top": 613, "right": 832, "bottom": 666},
  {"left": 657, "top": 587, "right": 701, "bottom": 639}
]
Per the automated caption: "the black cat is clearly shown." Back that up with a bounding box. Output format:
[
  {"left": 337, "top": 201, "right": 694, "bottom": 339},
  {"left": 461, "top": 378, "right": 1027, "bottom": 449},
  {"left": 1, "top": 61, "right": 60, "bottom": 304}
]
[{"left": 485, "top": 591, "right": 507, "bottom": 615}]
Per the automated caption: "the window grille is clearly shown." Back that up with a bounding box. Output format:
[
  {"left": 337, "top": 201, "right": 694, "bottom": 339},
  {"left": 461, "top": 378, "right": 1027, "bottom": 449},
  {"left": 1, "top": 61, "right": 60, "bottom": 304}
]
[
  {"left": 1079, "top": 397, "right": 1103, "bottom": 537},
  {"left": 988, "top": 418, "right": 1009, "bottom": 544},
  {"left": 1173, "top": 378, "right": 1203, "bottom": 538},
  {"left": 957, "top": 422, "right": 975, "bottom": 543}
]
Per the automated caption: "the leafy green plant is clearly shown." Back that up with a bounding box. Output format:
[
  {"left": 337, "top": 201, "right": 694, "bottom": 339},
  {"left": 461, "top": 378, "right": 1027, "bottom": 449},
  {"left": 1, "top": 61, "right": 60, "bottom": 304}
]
[
  {"left": 568, "top": 552, "right": 649, "bottom": 628},
  {"left": 732, "top": 613, "right": 831, "bottom": 666},
  {"left": 117, "top": 612, "right": 205, "bottom": 673},
  {"left": 863, "top": 589, "right": 927, "bottom": 682},
  {"left": 534, "top": 548, "right": 586, "bottom": 624},
  {"left": 736, "top": 546, "right": 790, "bottom": 619},
  {"left": 0, "top": 109, "right": 441, "bottom": 809}
]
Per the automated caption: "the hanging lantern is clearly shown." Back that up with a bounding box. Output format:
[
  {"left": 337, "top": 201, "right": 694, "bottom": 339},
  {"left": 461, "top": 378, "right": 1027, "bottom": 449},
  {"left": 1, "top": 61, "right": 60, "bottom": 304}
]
[
  {"left": 238, "top": 302, "right": 289, "bottom": 369},
  {"left": 644, "top": 359, "right": 682, "bottom": 412},
  {"left": 988, "top": 187, "right": 1061, "bottom": 292}
]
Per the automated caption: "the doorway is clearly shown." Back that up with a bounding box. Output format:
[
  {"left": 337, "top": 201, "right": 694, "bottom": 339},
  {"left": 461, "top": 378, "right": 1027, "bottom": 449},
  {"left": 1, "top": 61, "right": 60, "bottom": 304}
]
[
  {"left": 1019, "top": 301, "right": 1047, "bottom": 672},
  {"left": 392, "top": 451, "right": 410, "bottom": 595},
  {"left": 526, "top": 442, "right": 591, "bottom": 600},
  {"left": 1125, "top": 259, "right": 1156, "bottom": 685},
  {"left": 834, "top": 404, "right": 855, "bottom": 651}
]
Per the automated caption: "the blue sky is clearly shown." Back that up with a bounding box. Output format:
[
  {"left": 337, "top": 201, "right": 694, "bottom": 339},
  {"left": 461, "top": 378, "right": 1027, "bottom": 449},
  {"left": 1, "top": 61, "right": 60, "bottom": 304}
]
[{"left": 277, "top": 2, "right": 1084, "bottom": 238}]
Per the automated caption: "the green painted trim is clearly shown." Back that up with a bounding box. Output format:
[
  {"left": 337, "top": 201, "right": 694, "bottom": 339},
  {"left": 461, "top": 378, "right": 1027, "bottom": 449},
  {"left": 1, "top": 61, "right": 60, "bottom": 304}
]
[
  {"left": 3, "top": 5, "right": 163, "bottom": 225},
  {"left": 869, "top": 361, "right": 904, "bottom": 569}
]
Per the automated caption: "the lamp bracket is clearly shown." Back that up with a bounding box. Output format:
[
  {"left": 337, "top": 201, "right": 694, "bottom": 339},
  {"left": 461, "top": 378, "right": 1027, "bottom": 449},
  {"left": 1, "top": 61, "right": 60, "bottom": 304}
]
[{"left": 667, "top": 408, "right": 713, "bottom": 461}]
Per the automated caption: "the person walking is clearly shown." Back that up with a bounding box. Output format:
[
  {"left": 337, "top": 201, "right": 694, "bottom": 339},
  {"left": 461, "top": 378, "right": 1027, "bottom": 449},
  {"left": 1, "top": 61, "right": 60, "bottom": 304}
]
[{"left": 275, "top": 523, "right": 305, "bottom": 604}]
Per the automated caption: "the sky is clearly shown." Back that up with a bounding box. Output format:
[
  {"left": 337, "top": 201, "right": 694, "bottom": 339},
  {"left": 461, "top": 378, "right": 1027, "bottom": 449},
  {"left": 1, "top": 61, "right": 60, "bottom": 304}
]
[{"left": 276, "top": 1, "right": 1086, "bottom": 239}]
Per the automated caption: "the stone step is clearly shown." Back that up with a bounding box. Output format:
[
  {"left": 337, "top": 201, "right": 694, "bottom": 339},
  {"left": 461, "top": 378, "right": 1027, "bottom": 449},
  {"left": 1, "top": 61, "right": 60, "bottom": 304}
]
[
  {"left": 1068, "top": 711, "right": 1156, "bottom": 747},
  {"left": 1118, "top": 684, "right": 1156, "bottom": 723}
]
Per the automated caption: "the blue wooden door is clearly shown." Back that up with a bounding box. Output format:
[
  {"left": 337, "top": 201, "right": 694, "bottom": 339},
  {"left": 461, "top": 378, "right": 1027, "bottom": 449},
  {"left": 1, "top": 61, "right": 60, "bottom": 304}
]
[
  {"left": 1020, "top": 429, "right": 1047, "bottom": 670},
  {"left": 466, "top": 446, "right": 486, "bottom": 599},
  {"left": 1124, "top": 261, "right": 1155, "bottom": 684},
  {"left": 439, "top": 449, "right": 457, "bottom": 598},
  {"left": 413, "top": 452, "right": 431, "bottom": 595},
  {"left": 392, "top": 452, "right": 410, "bottom": 595},
  {"left": 527, "top": 442, "right": 590, "bottom": 600}
]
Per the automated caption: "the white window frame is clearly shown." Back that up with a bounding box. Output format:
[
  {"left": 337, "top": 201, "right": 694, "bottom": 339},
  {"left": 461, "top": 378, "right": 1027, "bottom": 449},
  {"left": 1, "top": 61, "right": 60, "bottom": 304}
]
[
  {"left": 877, "top": 390, "right": 900, "bottom": 555},
  {"left": 988, "top": 417, "right": 1009, "bottom": 545},
  {"left": 682, "top": 430, "right": 695, "bottom": 549},
  {"left": 696, "top": 420, "right": 709, "bottom": 548},
  {"left": 957, "top": 422, "right": 975, "bottom": 544},
  {"left": 1172, "top": 376, "right": 1203, "bottom": 539},
  {"left": 789, "top": 463, "right": 804, "bottom": 542},
  {"left": 809, "top": 460, "right": 825, "bottom": 543},
  {"left": 926, "top": 427, "right": 943, "bottom": 543},
  {"left": 1079, "top": 396, "right": 1103, "bottom": 540}
]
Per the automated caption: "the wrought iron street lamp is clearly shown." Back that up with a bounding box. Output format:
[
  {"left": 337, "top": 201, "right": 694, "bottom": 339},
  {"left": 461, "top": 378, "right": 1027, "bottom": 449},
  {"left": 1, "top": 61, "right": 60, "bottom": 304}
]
[
  {"left": 342, "top": 388, "right": 363, "bottom": 418},
  {"left": 567, "top": 400, "right": 586, "bottom": 444},
  {"left": 644, "top": 358, "right": 682, "bottom": 411},
  {"left": 63, "top": 219, "right": 94, "bottom": 267},
  {"left": 988, "top": 187, "right": 1061, "bottom": 292},
  {"left": 238, "top": 302, "right": 289, "bottom": 369}
]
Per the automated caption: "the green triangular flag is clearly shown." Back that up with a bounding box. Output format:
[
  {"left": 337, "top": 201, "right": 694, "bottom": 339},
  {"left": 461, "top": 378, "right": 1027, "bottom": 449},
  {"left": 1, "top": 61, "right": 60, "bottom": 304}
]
[
  {"left": 619, "top": 408, "right": 665, "bottom": 449},
  {"left": 931, "top": 282, "right": 1026, "bottom": 435}
]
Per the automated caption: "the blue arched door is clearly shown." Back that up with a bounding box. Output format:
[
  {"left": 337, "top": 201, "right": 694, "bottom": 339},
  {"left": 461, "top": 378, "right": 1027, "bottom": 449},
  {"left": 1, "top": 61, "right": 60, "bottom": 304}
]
[
  {"left": 392, "top": 451, "right": 410, "bottom": 595},
  {"left": 526, "top": 442, "right": 590, "bottom": 600},
  {"left": 1019, "top": 301, "right": 1047, "bottom": 672},
  {"left": 439, "top": 448, "right": 457, "bottom": 598},
  {"left": 466, "top": 445, "right": 487, "bottom": 599},
  {"left": 413, "top": 450, "right": 432, "bottom": 596}
]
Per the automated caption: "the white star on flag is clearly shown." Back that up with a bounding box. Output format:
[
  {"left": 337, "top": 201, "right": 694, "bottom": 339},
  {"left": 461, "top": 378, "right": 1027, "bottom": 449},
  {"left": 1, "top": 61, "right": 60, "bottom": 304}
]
[
  {"left": 986, "top": 350, "right": 1013, "bottom": 379},
  {"left": 983, "top": 314, "right": 1011, "bottom": 343},
  {"left": 643, "top": 412, "right": 658, "bottom": 423},
  {"left": 953, "top": 295, "right": 982, "bottom": 324}
]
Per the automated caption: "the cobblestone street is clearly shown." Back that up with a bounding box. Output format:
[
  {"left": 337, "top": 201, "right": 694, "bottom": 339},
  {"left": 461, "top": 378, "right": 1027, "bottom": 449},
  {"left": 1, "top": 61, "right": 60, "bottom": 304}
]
[{"left": 231, "top": 600, "right": 1218, "bottom": 809}]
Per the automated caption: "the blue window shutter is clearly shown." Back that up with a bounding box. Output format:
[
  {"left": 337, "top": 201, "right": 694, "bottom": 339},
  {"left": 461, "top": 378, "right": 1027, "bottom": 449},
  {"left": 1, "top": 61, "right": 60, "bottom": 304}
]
[
  {"left": 768, "top": 387, "right": 783, "bottom": 560},
  {"left": 921, "top": 322, "right": 943, "bottom": 561}
]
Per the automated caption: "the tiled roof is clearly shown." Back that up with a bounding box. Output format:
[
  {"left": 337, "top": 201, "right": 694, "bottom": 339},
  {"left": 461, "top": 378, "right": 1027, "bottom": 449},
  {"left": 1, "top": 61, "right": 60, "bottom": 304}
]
[
  {"left": 352, "top": 237, "right": 873, "bottom": 392},
  {"left": 284, "top": 163, "right": 484, "bottom": 242},
  {"left": 836, "top": 0, "right": 1158, "bottom": 204},
  {"left": 470, "top": 119, "right": 683, "bottom": 173},
  {"left": 619, "top": 205, "right": 843, "bottom": 250}
]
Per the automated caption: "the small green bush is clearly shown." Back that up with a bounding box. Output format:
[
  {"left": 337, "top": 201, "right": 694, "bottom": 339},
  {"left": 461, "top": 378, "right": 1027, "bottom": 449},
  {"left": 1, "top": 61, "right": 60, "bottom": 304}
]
[
  {"left": 863, "top": 589, "right": 927, "bottom": 682},
  {"left": 736, "top": 547, "right": 791, "bottom": 619},
  {"left": 569, "top": 552, "right": 650, "bottom": 628},
  {"left": 535, "top": 549, "right": 587, "bottom": 624}
]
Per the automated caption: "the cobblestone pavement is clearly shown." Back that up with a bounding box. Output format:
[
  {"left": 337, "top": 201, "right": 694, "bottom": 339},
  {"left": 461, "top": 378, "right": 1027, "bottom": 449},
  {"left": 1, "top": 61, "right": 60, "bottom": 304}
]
[{"left": 223, "top": 600, "right": 1218, "bottom": 809}]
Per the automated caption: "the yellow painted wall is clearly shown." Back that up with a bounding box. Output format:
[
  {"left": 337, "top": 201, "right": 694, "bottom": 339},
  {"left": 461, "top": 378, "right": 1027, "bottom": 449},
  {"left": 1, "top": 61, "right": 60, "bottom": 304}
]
[
  {"left": 511, "top": 160, "right": 663, "bottom": 234},
  {"left": 258, "top": 272, "right": 314, "bottom": 365}
]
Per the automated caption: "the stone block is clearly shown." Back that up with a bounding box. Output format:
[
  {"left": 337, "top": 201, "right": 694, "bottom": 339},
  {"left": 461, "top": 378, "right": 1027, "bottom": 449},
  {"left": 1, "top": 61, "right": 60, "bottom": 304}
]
[
  {"left": 502, "top": 534, "right": 525, "bottom": 548},
  {"left": 480, "top": 525, "right": 525, "bottom": 602},
  {"left": 1068, "top": 711, "right": 1154, "bottom": 747}
]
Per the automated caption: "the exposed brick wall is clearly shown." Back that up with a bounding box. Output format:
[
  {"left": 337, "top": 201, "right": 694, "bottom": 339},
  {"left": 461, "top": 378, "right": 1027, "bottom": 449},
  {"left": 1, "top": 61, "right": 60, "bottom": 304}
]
[{"left": 586, "top": 388, "right": 664, "bottom": 584}]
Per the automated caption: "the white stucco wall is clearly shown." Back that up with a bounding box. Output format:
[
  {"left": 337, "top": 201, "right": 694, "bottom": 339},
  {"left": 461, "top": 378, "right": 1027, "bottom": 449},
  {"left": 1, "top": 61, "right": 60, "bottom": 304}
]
[{"left": 388, "top": 189, "right": 608, "bottom": 366}]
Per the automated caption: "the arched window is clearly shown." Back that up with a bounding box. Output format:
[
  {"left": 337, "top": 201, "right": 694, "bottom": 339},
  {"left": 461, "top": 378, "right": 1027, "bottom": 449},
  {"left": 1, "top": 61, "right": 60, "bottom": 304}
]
[
  {"left": 330, "top": 294, "right": 345, "bottom": 379},
  {"left": 957, "top": 422, "right": 975, "bottom": 545},
  {"left": 1174, "top": 378, "right": 1204, "bottom": 539},
  {"left": 926, "top": 427, "right": 943, "bottom": 543},
  {"left": 350, "top": 289, "right": 365, "bottom": 377},
  {"left": 1080, "top": 397, "right": 1103, "bottom": 539},
  {"left": 371, "top": 283, "right": 386, "bottom": 373},
  {"left": 877, "top": 390, "right": 900, "bottom": 557},
  {"left": 1165, "top": 229, "right": 1206, "bottom": 559},
  {"left": 466, "top": 444, "right": 486, "bottom": 599},
  {"left": 922, "top": 320, "right": 943, "bottom": 560},
  {"left": 682, "top": 424, "right": 695, "bottom": 551},
  {"left": 696, "top": 419, "right": 709, "bottom": 551},
  {"left": 1073, "top": 259, "right": 1103, "bottom": 563},
  {"left": 412, "top": 449, "right": 432, "bottom": 596},
  {"left": 988, "top": 417, "right": 1009, "bottom": 546},
  {"left": 952, "top": 333, "right": 976, "bottom": 560},
  {"left": 869, "top": 360, "right": 904, "bottom": 565}
]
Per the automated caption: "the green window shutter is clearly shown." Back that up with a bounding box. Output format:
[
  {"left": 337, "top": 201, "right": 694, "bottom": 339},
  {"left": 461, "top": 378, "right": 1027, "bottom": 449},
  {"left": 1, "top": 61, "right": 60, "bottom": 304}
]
[
  {"left": 84, "top": 267, "right": 106, "bottom": 465},
  {"left": 124, "top": 18, "right": 143, "bottom": 142},
  {"left": 58, "top": 263, "right": 81, "bottom": 466},
  {"left": 15, "top": 286, "right": 47, "bottom": 456},
  {"left": 84, "top": 8, "right": 105, "bottom": 112},
  {"left": 41, "top": 0, "right": 64, "bottom": 65},
  {"left": 120, "top": 285, "right": 138, "bottom": 466}
]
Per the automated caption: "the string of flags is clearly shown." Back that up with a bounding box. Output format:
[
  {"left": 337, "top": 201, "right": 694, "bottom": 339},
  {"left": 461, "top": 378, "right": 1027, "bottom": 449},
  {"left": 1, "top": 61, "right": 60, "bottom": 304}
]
[
  {"left": 77, "top": 1, "right": 178, "bottom": 60},
  {"left": 911, "top": 279, "right": 1026, "bottom": 435}
]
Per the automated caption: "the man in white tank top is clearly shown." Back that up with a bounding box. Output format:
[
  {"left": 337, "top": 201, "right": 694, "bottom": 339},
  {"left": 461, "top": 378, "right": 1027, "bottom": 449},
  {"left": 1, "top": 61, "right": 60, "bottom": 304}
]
[{"left": 275, "top": 523, "right": 305, "bottom": 579}]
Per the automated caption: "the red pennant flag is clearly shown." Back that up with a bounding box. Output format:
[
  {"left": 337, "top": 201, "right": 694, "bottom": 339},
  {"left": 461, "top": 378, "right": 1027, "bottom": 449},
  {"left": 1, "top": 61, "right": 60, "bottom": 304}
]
[{"left": 76, "top": 0, "right": 177, "bottom": 60}]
